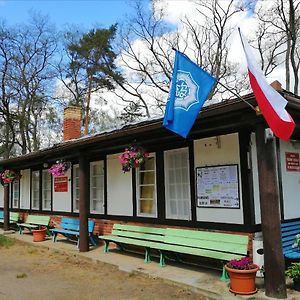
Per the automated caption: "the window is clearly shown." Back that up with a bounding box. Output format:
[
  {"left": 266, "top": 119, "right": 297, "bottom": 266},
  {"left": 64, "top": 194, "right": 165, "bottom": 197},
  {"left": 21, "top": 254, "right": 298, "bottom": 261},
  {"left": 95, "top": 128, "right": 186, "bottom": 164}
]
[
  {"left": 164, "top": 148, "right": 191, "bottom": 220},
  {"left": 73, "top": 164, "right": 79, "bottom": 212},
  {"left": 31, "top": 171, "right": 40, "bottom": 210},
  {"left": 11, "top": 179, "right": 20, "bottom": 209},
  {"left": 90, "top": 161, "right": 105, "bottom": 214},
  {"left": 42, "top": 170, "right": 52, "bottom": 210},
  {"left": 136, "top": 154, "right": 157, "bottom": 217}
]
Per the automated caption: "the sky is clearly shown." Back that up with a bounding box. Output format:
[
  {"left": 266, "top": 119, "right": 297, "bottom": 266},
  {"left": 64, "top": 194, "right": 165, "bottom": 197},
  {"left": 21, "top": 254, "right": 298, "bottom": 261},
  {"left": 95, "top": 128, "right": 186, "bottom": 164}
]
[{"left": 0, "top": 0, "right": 141, "bottom": 28}]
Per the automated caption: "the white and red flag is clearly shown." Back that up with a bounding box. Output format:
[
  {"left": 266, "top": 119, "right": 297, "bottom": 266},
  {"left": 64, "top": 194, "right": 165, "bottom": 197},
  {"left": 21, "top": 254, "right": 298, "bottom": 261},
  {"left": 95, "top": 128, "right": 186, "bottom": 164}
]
[{"left": 239, "top": 29, "right": 295, "bottom": 141}]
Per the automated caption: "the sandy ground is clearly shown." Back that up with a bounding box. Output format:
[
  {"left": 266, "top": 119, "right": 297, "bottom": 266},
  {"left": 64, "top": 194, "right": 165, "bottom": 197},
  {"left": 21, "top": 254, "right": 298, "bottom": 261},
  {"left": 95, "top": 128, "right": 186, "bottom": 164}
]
[{"left": 0, "top": 240, "right": 209, "bottom": 300}]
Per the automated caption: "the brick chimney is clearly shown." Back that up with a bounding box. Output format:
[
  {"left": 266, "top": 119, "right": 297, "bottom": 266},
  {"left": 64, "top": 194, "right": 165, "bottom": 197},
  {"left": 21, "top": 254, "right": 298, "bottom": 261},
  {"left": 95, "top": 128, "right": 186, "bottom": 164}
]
[
  {"left": 270, "top": 80, "right": 282, "bottom": 91},
  {"left": 63, "top": 106, "right": 81, "bottom": 141}
]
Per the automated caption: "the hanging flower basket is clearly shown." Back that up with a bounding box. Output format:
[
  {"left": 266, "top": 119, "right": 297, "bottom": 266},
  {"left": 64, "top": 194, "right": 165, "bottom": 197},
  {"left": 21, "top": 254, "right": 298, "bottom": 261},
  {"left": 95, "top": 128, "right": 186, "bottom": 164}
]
[
  {"left": 48, "top": 160, "right": 71, "bottom": 177},
  {"left": 119, "top": 145, "right": 149, "bottom": 173},
  {"left": 0, "top": 169, "right": 21, "bottom": 185}
]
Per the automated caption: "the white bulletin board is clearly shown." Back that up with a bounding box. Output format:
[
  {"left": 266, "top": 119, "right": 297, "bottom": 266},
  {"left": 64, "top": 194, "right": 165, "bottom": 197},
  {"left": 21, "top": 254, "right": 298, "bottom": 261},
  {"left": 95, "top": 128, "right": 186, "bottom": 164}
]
[{"left": 196, "top": 164, "right": 240, "bottom": 209}]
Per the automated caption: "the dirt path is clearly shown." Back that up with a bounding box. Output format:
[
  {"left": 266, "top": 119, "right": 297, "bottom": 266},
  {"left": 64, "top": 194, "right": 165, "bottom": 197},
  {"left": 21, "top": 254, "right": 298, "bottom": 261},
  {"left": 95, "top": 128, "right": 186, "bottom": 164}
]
[{"left": 0, "top": 240, "right": 209, "bottom": 300}]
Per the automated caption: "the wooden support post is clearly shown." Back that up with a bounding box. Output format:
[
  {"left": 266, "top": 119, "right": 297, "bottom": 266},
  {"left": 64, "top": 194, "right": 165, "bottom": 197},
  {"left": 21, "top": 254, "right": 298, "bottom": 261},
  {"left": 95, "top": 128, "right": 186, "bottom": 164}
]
[
  {"left": 256, "top": 125, "right": 287, "bottom": 298},
  {"left": 79, "top": 154, "right": 89, "bottom": 252},
  {"left": 3, "top": 184, "right": 9, "bottom": 231}
]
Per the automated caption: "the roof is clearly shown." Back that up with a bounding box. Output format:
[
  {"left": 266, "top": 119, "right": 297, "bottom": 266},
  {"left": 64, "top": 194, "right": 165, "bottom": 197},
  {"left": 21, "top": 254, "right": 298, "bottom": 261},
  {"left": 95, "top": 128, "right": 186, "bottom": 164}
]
[{"left": 1, "top": 90, "right": 300, "bottom": 169}]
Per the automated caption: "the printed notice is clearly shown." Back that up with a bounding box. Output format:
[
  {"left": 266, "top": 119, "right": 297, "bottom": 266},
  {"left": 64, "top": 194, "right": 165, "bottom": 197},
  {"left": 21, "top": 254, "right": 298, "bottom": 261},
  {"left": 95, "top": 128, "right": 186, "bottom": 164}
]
[
  {"left": 286, "top": 152, "right": 300, "bottom": 172},
  {"left": 196, "top": 165, "right": 239, "bottom": 208},
  {"left": 54, "top": 176, "right": 68, "bottom": 192}
]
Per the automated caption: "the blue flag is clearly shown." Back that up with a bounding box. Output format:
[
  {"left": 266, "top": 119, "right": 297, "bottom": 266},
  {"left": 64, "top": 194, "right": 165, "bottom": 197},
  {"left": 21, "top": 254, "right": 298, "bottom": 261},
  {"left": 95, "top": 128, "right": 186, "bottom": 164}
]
[{"left": 163, "top": 50, "right": 216, "bottom": 138}]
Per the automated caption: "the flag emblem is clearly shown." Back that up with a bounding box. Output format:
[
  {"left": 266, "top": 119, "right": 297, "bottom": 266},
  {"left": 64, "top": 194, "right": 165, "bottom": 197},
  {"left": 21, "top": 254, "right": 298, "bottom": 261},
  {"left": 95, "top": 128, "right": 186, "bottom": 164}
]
[
  {"left": 163, "top": 50, "right": 216, "bottom": 138},
  {"left": 175, "top": 71, "right": 199, "bottom": 111}
]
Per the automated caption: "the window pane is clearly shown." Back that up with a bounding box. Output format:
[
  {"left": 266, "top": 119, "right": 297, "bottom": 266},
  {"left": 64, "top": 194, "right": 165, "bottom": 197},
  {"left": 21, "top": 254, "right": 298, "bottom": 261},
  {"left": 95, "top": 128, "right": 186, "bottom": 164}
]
[
  {"left": 89, "top": 161, "right": 104, "bottom": 214},
  {"left": 32, "top": 171, "right": 40, "bottom": 209},
  {"left": 164, "top": 149, "right": 191, "bottom": 220},
  {"left": 136, "top": 154, "right": 156, "bottom": 217}
]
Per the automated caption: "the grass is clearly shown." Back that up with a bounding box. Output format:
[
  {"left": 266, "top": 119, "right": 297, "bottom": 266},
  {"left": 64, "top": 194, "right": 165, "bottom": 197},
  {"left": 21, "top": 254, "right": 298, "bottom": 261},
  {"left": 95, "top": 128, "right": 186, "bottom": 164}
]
[{"left": 0, "top": 234, "right": 15, "bottom": 248}]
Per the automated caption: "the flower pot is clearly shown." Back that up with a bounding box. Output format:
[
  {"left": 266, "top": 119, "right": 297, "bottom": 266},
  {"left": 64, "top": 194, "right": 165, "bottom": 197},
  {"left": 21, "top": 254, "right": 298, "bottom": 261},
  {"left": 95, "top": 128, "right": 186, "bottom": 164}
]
[
  {"left": 225, "top": 264, "right": 259, "bottom": 295},
  {"left": 32, "top": 227, "right": 47, "bottom": 242}
]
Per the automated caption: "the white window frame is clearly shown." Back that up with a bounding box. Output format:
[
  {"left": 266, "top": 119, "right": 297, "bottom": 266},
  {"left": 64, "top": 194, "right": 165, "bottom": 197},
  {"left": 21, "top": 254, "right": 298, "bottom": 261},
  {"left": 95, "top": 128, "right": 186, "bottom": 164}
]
[
  {"left": 42, "top": 169, "right": 52, "bottom": 211},
  {"left": 73, "top": 164, "right": 79, "bottom": 212},
  {"left": 31, "top": 170, "right": 40, "bottom": 210},
  {"left": 11, "top": 179, "right": 20, "bottom": 209},
  {"left": 136, "top": 153, "right": 157, "bottom": 218},
  {"left": 90, "top": 161, "right": 105, "bottom": 214},
  {"left": 164, "top": 147, "right": 191, "bottom": 220}
]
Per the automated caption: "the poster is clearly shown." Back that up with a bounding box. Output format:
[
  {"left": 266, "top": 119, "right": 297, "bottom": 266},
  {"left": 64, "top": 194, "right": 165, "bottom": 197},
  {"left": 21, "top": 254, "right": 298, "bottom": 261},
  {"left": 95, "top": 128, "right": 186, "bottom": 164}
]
[
  {"left": 285, "top": 152, "right": 300, "bottom": 171},
  {"left": 54, "top": 176, "right": 68, "bottom": 192},
  {"left": 196, "top": 164, "right": 240, "bottom": 208}
]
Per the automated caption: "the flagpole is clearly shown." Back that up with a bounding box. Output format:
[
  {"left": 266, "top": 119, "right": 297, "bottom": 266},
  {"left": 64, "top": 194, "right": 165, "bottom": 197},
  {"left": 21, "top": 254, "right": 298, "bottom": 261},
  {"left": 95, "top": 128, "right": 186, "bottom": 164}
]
[
  {"left": 216, "top": 80, "right": 257, "bottom": 112},
  {"left": 172, "top": 47, "right": 257, "bottom": 113}
]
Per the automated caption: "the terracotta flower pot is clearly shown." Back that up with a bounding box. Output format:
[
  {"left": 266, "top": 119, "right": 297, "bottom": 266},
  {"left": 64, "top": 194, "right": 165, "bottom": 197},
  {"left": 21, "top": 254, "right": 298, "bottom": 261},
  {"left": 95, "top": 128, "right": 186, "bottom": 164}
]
[
  {"left": 225, "top": 264, "right": 259, "bottom": 295},
  {"left": 32, "top": 227, "right": 47, "bottom": 242}
]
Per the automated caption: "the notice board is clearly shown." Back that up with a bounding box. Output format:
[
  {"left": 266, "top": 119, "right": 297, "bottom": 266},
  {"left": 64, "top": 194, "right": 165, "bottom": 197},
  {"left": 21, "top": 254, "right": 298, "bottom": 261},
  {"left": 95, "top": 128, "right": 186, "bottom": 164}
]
[
  {"left": 54, "top": 176, "right": 68, "bottom": 192},
  {"left": 196, "top": 164, "right": 240, "bottom": 208}
]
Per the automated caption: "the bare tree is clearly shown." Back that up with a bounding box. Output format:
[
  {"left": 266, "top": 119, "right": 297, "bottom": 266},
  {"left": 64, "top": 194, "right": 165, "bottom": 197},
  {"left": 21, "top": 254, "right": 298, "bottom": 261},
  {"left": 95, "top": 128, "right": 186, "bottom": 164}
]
[
  {"left": 256, "top": 0, "right": 300, "bottom": 93},
  {"left": 0, "top": 14, "right": 59, "bottom": 158},
  {"left": 114, "top": 0, "right": 246, "bottom": 121}
]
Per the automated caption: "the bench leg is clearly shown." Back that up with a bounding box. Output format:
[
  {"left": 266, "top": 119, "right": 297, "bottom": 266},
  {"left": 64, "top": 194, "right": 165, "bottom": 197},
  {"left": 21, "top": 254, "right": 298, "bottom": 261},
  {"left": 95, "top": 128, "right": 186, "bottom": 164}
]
[
  {"left": 116, "top": 243, "right": 124, "bottom": 251},
  {"left": 220, "top": 264, "right": 229, "bottom": 282},
  {"left": 159, "top": 251, "right": 166, "bottom": 267},
  {"left": 52, "top": 233, "right": 58, "bottom": 243},
  {"left": 104, "top": 241, "right": 110, "bottom": 253},
  {"left": 18, "top": 226, "right": 23, "bottom": 235},
  {"left": 144, "top": 247, "right": 151, "bottom": 264},
  {"left": 77, "top": 238, "right": 80, "bottom": 249},
  {"left": 89, "top": 235, "right": 97, "bottom": 247}
]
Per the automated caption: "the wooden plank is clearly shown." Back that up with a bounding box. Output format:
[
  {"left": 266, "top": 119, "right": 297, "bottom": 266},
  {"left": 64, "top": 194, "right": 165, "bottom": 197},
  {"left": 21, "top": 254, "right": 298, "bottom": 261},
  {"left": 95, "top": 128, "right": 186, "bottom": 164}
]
[
  {"left": 112, "top": 229, "right": 165, "bottom": 242},
  {"left": 26, "top": 215, "right": 50, "bottom": 226},
  {"left": 165, "top": 228, "right": 248, "bottom": 245},
  {"left": 164, "top": 235, "right": 247, "bottom": 255},
  {"left": 114, "top": 224, "right": 166, "bottom": 235}
]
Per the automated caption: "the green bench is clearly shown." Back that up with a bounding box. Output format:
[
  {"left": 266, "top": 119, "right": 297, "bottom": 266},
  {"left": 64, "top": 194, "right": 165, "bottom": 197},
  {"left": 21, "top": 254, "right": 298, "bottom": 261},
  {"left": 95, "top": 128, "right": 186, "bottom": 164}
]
[
  {"left": 17, "top": 215, "right": 51, "bottom": 235},
  {"left": 0, "top": 211, "right": 19, "bottom": 224},
  {"left": 99, "top": 224, "right": 249, "bottom": 271}
]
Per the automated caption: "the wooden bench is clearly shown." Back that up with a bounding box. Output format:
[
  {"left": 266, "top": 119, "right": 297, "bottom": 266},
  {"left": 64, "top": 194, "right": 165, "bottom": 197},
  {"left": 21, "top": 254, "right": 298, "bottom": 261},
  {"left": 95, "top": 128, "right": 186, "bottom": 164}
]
[
  {"left": 281, "top": 220, "right": 300, "bottom": 259},
  {"left": 0, "top": 211, "right": 19, "bottom": 224},
  {"left": 99, "top": 224, "right": 249, "bottom": 269},
  {"left": 50, "top": 217, "right": 97, "bottom": 248},
  {"left": 17, "top": 215, "right": 51, "bottom": 235}
]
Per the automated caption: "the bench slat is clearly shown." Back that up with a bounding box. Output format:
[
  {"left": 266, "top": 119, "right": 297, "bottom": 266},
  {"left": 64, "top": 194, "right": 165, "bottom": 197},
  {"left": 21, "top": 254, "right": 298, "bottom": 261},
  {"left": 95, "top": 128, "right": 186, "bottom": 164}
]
[
  {"left": 112, "top": 229, "right": 165, "bottom": 242},
  {"left": 163, "top": 235, "right": 248, "bottom": 255},
  {"left": 114, "top": 224, "right": 166, "bottom": 235},
  {"left": 165, "top": 228, "right": 248, "bottom": 245}
]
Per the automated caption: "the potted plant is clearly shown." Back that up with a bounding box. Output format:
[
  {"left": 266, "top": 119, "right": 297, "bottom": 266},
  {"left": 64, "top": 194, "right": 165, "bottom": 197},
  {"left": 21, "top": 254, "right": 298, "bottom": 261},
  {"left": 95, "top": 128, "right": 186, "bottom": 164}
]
[
  {"left": 32, "top": 226, "right": 47, "bottom": 242},
  {"left": 286, "top": 262, "right": 300, "bottom": 291},
  {"left": 48, "top": 160, "right": 71, "bottom": 177},
  {"left": 118, "top": 145, "right": 149, "bottom": 173},
  {"left": 225, "top": 257, "right": 259, "bottom": 295}
]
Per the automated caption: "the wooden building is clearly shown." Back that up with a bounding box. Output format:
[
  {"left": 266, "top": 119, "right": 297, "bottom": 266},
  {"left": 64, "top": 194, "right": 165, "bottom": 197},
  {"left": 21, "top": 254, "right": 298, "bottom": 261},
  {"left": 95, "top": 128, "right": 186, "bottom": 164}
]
[{"left": 1, "top": 84, "right": 300, "bottom": 263}]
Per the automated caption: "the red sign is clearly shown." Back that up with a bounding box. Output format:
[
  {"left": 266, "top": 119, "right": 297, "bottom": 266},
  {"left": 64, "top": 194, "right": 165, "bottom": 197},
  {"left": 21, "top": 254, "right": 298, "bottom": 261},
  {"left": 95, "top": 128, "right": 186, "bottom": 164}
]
[
  {"left": 54, "top": 176, "right": 68, "bottom": 192},
  {"left": 286, "top": 152, "right": 300, "bottom": 171}
]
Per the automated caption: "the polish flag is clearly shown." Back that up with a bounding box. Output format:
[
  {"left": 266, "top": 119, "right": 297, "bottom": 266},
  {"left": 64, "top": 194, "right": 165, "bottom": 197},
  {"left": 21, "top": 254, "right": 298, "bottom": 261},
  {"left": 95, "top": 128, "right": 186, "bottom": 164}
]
[{"left": 239, "top": 29, "right": 295, "bottom": 141}]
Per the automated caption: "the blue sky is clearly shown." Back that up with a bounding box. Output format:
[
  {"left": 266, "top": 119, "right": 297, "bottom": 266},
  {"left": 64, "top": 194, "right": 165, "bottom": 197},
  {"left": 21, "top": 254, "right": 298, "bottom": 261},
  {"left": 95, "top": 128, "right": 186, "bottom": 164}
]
[{"left": 0, "top": 0, "right": 142, "bottom": 28}]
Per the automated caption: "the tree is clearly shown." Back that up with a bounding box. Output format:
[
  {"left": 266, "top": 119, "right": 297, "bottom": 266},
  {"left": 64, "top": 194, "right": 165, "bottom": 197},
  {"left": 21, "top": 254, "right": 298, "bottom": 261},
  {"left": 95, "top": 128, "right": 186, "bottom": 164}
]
[
  {"left": 256, "top": 0, "right": 300, "bottom": 93},
  {"left": 0, "top": 14, "right": 59, "bottom": 157},
  {"left": 59, "top": 25, "right": 123, "bottom": 135},
  {"left": 114, "top": 0, "right": 246, "bottom": 122}
]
